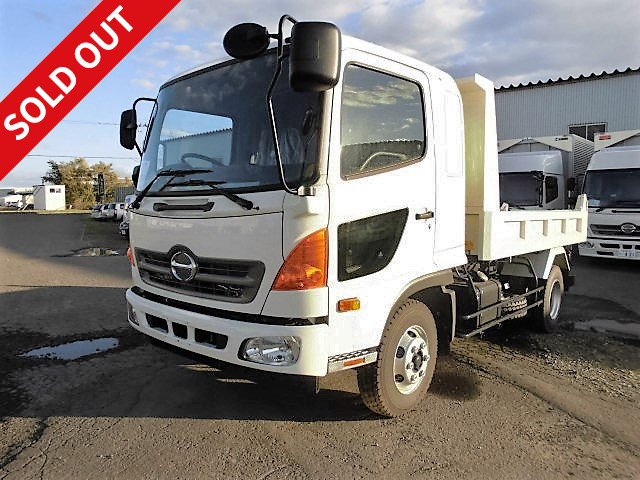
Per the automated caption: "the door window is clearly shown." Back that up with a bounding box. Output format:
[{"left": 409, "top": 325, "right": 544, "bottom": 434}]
[
  {"left": 545, "top": 176, "right": 559, "bottom": 202},
  {"left": 337, "top": 209, "right": 408, "bottom": 281},
  {"left": 340, "top": 65, "right": 425, "bottom": 178}
]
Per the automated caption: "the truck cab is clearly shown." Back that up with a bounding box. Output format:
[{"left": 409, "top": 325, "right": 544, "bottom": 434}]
[
  {"left": 579, "top": 145, "right": 640, "bottom": 259},
  {"left": 499, "top": 151, "right": 564, "bottom": 209},
  {"left": 497, "top": 135, "right": 592, "bottom": 211},
  {"left": 123, "top": 29, "right": 465, "bottom": 375}
]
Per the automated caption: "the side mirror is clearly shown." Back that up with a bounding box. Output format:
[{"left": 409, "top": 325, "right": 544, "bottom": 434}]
[
  {"left": 120, "top": 109, "right": 137, "bottom": 150},
  {"left": 131, "top": 165, "right": 140, "bottom": 187},
  {"left": 289, "top": 22, "right": 341, "bottom": 92}
]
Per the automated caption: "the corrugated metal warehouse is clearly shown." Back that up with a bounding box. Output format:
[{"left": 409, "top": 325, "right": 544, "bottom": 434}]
[{"left": 495, "top": 67, "right": 640, "bottom": 141}]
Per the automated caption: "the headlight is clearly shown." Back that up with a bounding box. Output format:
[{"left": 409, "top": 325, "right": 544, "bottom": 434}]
[
  {"left": 241, "top": 336, "right": 301, "bottom": 366},
  {"left": 579, "top": 241, "right": 594, "bottom": 249}
]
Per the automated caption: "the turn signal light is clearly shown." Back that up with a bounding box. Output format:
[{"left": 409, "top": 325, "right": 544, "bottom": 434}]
[
  {"left": 272, "top": 229, "right": 327, "bottom": 290},
  {"left": 126, "top": 246, "right": 135, "bottom": 266}
]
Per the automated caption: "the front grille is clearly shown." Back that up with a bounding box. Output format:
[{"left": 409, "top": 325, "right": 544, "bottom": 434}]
[
  {"left": 144, "top": 314, "right": 228, "bottom": 349},
  {"left": 147, "top": 314, "right": 168, "bottom": 332},
  {"left": 591, "top": 224, "right": 640, "bottom": 238},
  {"left": 136, "top": 248, "right": 265, "bottom": 303}
]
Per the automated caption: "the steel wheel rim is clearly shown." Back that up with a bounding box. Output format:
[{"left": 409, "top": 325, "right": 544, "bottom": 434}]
[
  {"left": 393, "top": 325, "right": 430, "bottom": 395},
  {"left": 549, "top": 280, "right": 562, "bottom": 319}
]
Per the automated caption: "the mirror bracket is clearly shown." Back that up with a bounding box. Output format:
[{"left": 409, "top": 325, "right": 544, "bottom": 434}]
[
  {"left": 266, "top": 15, "right": 299, "bottom": 195},
  {"left": 120, "top": 97, "right": 156, "bottom": 156}
]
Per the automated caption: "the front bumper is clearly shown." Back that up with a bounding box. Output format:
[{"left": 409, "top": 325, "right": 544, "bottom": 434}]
[
  {"left": 126, "top": 288, "right": 330, "bottom": 376},
  {"left": 578, "top": 238, "right": 640, "bottom": 260}
]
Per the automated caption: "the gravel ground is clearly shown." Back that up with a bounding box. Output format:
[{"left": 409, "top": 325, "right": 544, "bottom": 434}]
[{"left": 1, "top": 213, "right": 638, "bottom": 479}]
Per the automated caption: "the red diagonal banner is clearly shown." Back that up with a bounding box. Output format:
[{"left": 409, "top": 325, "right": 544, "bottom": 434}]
[{"left": 0, "top": 0, "right": 181, "bottom": 182}]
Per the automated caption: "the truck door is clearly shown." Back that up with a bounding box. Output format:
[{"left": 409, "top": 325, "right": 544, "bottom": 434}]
[{"left": 326, "top": 51, "right": 436, "bottom": 356}]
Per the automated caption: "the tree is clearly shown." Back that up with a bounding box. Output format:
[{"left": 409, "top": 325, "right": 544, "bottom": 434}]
[
  {"left": 42, "top": 158, "right": 130, "bottom": 209},
  {"left": 90, "top": 161, "right": 131, "bottom": 201},
  {"left": 41, "top": 160, "right": 63, "bottom": 185}
]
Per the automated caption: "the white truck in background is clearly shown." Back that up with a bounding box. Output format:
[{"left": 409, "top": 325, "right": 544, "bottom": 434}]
[
  {"left": 497, "top": 135, "right": 593, "bottom": 210},
  {"left": 579, "top": 130, "right": 640, "bottom": 260},
  {"left": 119, "top": 16, "right": 587, "bottom": 416},
  {"left": 0, "top": 193, "right": 24, "bottom": 208}
]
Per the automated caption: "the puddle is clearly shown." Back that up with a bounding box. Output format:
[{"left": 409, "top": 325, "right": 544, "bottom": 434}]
[
  {"left": 20, "top": 337, "right": 120, "bottom": 360},
  {"left": 574, "top": 319, "right": 640, "bottom": 340},
  {"left": 53, "top": 247, "right": 122, "bottom": 257}
]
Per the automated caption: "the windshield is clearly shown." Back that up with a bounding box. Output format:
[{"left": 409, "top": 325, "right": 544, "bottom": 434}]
[
  {"left": 499, "top": 172, "right": 542, "bottom": 206},
  {"left": 138, "top": 53, "right": 323, "bottom": 195},
  {"left": 583, "top": 168, "right": 640, "bottom": 208}
]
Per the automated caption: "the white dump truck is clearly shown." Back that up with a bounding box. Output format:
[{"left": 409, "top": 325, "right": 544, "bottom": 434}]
[
  {"left": 579, "top": 130, "right": 640, "bottom": 260},
  {"left": 497, "top": 135, "right": 593, "bottom": 210},
  {"left": 120, "top": 16, "right": 587, "bottom": 416}
]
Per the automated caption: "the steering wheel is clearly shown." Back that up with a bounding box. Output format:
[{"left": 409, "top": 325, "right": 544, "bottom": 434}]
[
  {"left": 359, "top": 151, "right": 407, "bottom": 172},
  {"left": 180, "top": 152, "right": 224, "bottom": 168}
]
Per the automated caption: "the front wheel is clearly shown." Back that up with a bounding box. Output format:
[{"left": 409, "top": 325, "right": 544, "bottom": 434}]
[{"left": 357, "top": 299, "right": 437, "bottom": 417}]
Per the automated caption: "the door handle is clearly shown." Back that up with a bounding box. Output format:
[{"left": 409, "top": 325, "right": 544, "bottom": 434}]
[{"left": 415, "top": 210, "right": 434, "bottom": 220}]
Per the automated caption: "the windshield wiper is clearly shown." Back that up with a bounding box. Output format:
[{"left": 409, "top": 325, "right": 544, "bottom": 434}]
[
  {"left": 130, "top": 168, "right": 213, "bottom": 209},
  {"left": 611, "top": 200, "right": 640, "bottom": 206},
  {"left": 594, "top": 200, "right": 640, "bottom": 212},
  {"left": 167, "top": 179, "right": 255, "bottom": 210}
]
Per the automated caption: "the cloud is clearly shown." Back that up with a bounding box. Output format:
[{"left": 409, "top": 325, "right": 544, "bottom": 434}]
[
  {"left": 357, "top": 0, "right": 483, "bottom": 62},
  {"left": 138, "top": 0, "right": 639, "bottom": 89},
  {"left": 349, "top": 0, "right": 640, "bottom": 86},
  {"left": 162, "top": 0, "right": 370, "bottom": 33},
  {"left": 132, "top": 78, "right": 156, "bottom": 91},
  {"left": 149, "top": 40, "right": 204, "bottom": 61}
]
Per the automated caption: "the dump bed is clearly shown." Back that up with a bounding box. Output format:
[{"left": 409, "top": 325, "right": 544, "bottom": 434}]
[{"left": 456, "top": 75, "right": 588, "bottom": 260}]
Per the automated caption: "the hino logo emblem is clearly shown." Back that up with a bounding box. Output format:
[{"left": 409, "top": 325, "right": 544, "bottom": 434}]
[
  {"left": 170, "top": 251, "right": 198, "bottom": 282},
  {"left": 620, "top": 223, "right": 636, "bottom": 234}
]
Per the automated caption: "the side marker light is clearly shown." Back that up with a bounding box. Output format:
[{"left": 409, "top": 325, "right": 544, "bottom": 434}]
[{"left": 337, "top": 297, "right": 360, "bottom": 312}]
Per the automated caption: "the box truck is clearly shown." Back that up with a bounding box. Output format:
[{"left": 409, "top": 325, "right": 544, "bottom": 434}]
[
  {"left": 579, "top": 130, "right": 640, "bottom": 260},
  {"left": 119, "top": 16, "right": 587, "bottom": 416},
  {"left": 497, "top": 135, "right": 593, "bottom": 209}
]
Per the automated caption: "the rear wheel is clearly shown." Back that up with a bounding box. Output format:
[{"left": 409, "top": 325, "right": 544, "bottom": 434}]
[
  {"left": 534, "top": 265, "right": 564, "bottom": 332},
  {"left": 357, "top": 299, "right": 437, "bottom": 417}
]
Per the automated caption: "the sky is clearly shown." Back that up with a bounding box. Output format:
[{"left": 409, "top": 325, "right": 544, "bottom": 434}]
[{"left": 1, "top": 0, "right": 639, "bottom": 188}]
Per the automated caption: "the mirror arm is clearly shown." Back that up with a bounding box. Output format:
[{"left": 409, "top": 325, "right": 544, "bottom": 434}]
[
  {"left": 266, "top": 15, "right": 299, "bottom": 195},
  {"left": 131, "top": 97, "right": 157, "bottom": 157},
  {"left": 133, "top": 97, "right": 157, "bottom": 109}
]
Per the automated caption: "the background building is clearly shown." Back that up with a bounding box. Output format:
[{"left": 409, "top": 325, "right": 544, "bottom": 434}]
[
  {"left": 113, "top": 186, "right": 135, "bottom": 202},
  {"left": 495, "top": 67, "right": 639, "bottom": 141},
  {"left": 33, "top": 185, "right": 66, "bottom": 210}
]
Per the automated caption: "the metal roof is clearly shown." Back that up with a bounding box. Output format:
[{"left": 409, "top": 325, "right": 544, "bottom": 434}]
[{"left": 497, "top": 67, "right": 640, "bottom": 91}]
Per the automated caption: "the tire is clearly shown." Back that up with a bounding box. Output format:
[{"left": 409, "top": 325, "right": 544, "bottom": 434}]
[
  {"left": 534, "top": 265, "right": 564, "bottom": 333},
  {"left": 357, "top": 299, "right": 437, "bottom": 417}
]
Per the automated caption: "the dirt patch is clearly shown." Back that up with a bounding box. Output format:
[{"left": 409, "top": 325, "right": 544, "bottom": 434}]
[
  {"left": 476, "top": 325, "right": 639, "bottom": 401},
  {"left": 455, "top": 325, "right": 640, "bottom": 453}
]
